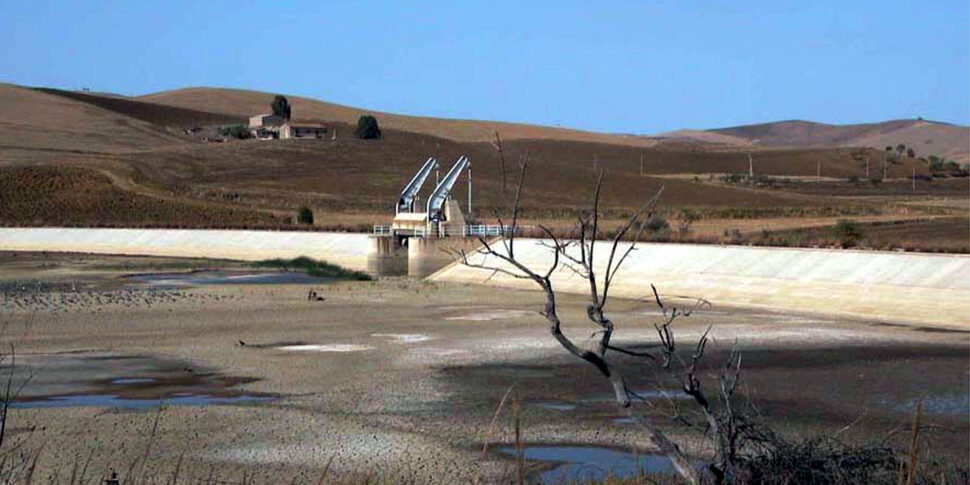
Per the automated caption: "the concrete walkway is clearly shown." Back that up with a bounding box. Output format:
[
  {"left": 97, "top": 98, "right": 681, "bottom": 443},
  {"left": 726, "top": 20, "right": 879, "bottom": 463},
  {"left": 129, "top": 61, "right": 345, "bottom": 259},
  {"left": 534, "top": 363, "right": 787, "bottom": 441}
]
[{"left": 429, "top": 240, "right": 970, "bottom": 329}]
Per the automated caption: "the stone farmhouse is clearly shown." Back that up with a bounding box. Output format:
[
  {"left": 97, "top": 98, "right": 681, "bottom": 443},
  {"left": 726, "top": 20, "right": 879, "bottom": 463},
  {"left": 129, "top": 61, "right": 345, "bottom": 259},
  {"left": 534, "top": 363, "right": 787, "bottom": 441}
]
[{"left": 249, "top": 113, "right": 328, "bottom": 140}]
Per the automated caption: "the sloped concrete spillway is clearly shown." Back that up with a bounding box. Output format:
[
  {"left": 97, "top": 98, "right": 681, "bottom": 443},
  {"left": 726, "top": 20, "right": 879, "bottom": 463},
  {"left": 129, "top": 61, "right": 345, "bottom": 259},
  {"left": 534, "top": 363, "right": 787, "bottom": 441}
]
[
  {"left": 2, "top": 229, "right": 967, "bottom": 327},
  {"left": 0, "top": 228, "right": 371, "bottom": 270},
  {"left": 430, "top": 240, "right": 970, "bottom": 329},
  {"left": 0, "top": 228, "right": 471, "bottom": 279}
]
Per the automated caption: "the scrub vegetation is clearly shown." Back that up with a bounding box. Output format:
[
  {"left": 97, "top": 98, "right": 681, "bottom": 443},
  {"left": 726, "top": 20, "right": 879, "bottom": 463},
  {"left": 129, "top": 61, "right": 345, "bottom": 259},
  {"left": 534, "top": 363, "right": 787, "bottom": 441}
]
[{"left": 251, "top": 256, "right": 372, "bottom": 280}]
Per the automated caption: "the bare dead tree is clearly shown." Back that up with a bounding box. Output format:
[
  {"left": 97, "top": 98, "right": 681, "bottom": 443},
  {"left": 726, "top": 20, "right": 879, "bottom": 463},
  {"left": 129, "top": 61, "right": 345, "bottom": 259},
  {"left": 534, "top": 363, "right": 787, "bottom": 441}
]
[{"left": 450, "top": 161, "right": 766, "bottom": 484}]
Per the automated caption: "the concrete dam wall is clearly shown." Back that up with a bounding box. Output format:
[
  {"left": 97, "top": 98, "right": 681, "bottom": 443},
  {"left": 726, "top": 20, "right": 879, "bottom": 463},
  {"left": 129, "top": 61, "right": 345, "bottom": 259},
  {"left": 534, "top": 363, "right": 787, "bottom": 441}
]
[
  {"left": 2, "top": 229, "right": 966, "bottom": 328},
  {"left": 0, "top": 228, "right": 478, "bottom": 278},
  {"left": 429, "top": 240, "right": 970, "bottom": 329},
  {"left": 0, "top": 228, "right": 371, "bottom": 271}
]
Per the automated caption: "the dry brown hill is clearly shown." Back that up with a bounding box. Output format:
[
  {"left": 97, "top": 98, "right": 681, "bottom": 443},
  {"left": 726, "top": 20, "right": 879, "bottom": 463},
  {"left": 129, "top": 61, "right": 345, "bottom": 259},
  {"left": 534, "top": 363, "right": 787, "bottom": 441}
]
[
  {"left": 137, "top": 86, "right": 968, "bottom": 164},
  {"left": 138, "top": 87, "right": 660, "bottom": 146},
  {"left": 0, "top": 83, "right": 185, "bottom": 154},
  {"left": 656, "top": 129, "right": 753, "bottom": 147},
  {"left": 33, "top": 88, "right": 244, "bottom": 127},
  {"left": 708, "top": 119, "right": 969, "bottom": 164},
  {"left": 1, "top": 82, "right": 966, "bottom": 248}
]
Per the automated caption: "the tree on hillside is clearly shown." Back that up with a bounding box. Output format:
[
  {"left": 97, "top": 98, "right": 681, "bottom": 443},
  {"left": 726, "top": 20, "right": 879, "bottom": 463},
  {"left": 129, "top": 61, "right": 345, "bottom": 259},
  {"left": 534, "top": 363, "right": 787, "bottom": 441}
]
[
  {"left": 272, "top": 95, "right": 292, "bottom": 120},
  {"left": 895, "top": 143, "right": 906, "bottom": 159},
  {"left": 906, "top": 147, "right": 915, "bottom": 158},
  {"left": 355, "top": 115, "right": 382, "bottom": 139},
  {"left": 297, "top": 206, "right": 314, "bottom": 225}
]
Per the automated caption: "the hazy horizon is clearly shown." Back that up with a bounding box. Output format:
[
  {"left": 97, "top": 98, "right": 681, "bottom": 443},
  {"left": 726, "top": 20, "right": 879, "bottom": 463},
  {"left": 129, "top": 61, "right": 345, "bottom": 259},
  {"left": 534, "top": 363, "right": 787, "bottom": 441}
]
[{"left": 2, "top": 1, "right": 967, "bottom": 133}]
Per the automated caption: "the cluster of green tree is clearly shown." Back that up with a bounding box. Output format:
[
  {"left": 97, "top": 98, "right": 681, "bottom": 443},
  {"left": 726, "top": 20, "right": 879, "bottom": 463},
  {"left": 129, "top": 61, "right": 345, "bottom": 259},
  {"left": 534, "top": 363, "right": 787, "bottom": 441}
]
[
  {"left": 925, "top": 154, "right": 966, "bottom": 174},
  {"left": 883, "top": 143, "right": 915, "bottom": 161},
  {"left": 879, "top": 144, "right": 967, "bottom": 177},
  {"left": 269, "top": 95, "right": 382, "bottom": 141},
  {"left": 355, "top": 115, "right": 381, "bottom": 139},
  {"left": 271, "top": 95, "right": 291, "bottom": 120}
]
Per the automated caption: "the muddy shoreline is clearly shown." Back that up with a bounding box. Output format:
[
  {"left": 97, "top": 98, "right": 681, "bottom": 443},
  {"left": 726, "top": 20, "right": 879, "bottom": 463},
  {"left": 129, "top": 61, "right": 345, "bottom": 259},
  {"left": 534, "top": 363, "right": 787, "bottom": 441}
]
[{"left": 0, "top": 252, "right": 966, "bottom": 482}]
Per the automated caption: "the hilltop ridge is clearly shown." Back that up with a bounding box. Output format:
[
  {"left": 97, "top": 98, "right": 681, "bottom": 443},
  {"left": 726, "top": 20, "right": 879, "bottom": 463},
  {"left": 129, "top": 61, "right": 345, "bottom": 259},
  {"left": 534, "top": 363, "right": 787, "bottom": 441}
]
[{"left": 665, "top": 118, "right": 968, "bottom": 163}]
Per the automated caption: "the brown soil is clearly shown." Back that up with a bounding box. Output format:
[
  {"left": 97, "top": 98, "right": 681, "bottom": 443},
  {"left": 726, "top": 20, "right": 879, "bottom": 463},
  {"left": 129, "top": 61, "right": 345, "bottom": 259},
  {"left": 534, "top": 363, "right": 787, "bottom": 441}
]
[
  {"left": 0, "top": 166, "right": 283, "bottom": 228},
  {"left": 33, "top": 88, "right": 245, "bottom": 127},
  {"left": 1, "top": 83, "right": 967, "bottom": 252},
  {"left": 757, "top": 217, "right": 970, "bottom": 253}
]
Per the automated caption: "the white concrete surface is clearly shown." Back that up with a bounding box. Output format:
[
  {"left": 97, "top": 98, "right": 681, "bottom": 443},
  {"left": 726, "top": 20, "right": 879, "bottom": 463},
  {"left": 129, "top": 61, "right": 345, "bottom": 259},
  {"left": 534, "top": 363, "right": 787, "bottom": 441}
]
[
  {"left": 0, "top": 228, "right": 370, "bottom": 271},
  {"left": 429, "top": 240, "right": 970, "bottom": 329},
  {"left": 2, "top": 228, "right": 967, "bottom": 328}
]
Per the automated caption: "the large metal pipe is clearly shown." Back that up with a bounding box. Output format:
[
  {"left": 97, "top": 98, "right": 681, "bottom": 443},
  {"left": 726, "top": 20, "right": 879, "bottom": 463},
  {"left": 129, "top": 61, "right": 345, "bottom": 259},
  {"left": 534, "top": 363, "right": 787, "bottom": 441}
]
[
  {"left": 397, "top": 157, "right": 438, "bottom": 214},
  {"left": 426, "top": 156, "right": 469, "bottom": 220}
]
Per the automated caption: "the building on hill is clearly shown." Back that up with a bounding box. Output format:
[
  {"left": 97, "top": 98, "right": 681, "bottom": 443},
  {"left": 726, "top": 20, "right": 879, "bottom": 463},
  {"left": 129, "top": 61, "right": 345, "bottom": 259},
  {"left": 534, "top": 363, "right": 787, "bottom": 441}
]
[
  {"left": 248, "top": 113, "right": 327, "bottom": 140},
  {"left": 281, "top": 123, "right": 328, "bottom": 139},
  {"left": 249, "top": 113, "right": 285, "bottom": 129}
]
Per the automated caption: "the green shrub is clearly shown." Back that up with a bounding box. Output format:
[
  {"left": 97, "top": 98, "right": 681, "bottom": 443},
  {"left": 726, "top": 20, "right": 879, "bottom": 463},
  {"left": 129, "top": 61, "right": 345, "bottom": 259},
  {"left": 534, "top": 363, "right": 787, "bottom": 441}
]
[
  {"left": 252, "top": 256, "right": 371, "bottom": 280},
  {"left": 219, "top": 125, "right": 251, "bottom": 140},
  {"left": 355, "top": 115, "right": 381, "bottom": 139},
  {"left": 833, "top": 219, "right": 864, "bottom": 248},
  {"left": 677, "top": 208, "right": 700, "bottom": 235},
  {"left": 645, "top": 215, "right": 669, "bottom": 233},
  {"left": 297, "top": 206, "right": 314, "bottom": 225}
]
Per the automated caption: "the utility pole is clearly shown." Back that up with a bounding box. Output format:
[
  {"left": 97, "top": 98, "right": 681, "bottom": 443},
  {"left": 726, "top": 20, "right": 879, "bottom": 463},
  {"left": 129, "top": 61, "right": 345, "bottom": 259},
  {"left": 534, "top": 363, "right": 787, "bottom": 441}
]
[
  {"left": 748, "top": 153, "right": 754, "bottom": 179},
  {"left": 865, "top": 155, "right": 870, "bottom": 179}
]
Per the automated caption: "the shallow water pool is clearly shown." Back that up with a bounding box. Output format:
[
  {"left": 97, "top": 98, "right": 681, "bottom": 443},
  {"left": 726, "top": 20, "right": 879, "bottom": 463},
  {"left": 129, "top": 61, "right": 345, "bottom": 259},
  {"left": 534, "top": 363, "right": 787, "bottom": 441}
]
[{"left": 499, "top": 445, "right": 674, "bottom": 483}]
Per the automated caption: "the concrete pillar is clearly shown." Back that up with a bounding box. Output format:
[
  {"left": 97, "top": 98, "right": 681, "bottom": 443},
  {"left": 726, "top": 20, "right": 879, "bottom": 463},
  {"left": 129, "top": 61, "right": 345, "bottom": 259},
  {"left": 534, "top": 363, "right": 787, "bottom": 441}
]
[{"left": 366, "top": 235, "right": 408, "bottom": 277}]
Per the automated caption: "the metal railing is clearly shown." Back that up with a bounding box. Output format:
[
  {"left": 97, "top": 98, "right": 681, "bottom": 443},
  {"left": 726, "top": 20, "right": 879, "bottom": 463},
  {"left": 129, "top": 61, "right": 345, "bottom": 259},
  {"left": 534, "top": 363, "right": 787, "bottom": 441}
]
[
  {"left": 453, "top": 225, "right": 507, "bottom": 237},
  {"left": 374, "top": 224, "right": 522, "bottom": 238}
]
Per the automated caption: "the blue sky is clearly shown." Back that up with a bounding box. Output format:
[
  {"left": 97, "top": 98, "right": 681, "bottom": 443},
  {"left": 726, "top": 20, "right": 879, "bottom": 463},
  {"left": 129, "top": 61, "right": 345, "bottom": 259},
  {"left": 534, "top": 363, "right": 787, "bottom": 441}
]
[{"left": 1, "top": 1, "right": 967, "bottom": 133}]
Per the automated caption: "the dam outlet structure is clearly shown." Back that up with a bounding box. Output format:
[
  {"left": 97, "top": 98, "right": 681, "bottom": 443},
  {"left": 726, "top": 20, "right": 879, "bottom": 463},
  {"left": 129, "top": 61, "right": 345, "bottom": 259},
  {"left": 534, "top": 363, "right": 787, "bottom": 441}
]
[{"left": 367, "top": 156, "right": 499, "bottom": 278}]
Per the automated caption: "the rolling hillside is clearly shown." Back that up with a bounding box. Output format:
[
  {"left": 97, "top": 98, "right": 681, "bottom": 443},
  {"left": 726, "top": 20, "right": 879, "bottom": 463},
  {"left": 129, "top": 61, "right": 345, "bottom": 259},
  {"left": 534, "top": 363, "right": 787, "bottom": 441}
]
[
  {"left": 701, "top": 119, "right": 969, "bottom": 164},
  {"left": 33, "top": 87, "right": 245, "bottom": 127},
  {"left": 0, "top": 82, "right": 966, "bottom": 251},
  {"left": 96, "top": 85, "right": 970, "bottom": 166},
  {"left": 0, "top": 83, "right": 185, "bottom": 153},
  {"left": 138, "top": 87, "right": 660, "bottom": 146}
]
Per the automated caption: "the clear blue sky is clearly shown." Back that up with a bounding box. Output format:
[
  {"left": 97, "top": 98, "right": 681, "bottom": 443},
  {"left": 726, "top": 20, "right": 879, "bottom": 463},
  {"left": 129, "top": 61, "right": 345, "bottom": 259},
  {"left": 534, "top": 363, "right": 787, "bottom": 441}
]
[{"left": 2, "top": 0, "right": 967, "bottom": 133}]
